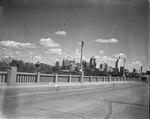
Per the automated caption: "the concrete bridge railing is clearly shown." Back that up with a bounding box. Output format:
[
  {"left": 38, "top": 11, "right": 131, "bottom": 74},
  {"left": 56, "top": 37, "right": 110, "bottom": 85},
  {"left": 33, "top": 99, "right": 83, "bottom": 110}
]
[{"left": 0, "top": 67, "right": 141, "bottom": 86}]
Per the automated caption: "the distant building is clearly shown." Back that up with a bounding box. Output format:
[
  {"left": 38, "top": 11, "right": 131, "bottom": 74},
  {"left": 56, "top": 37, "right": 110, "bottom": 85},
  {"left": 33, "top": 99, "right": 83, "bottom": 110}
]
[
  {"left": 115, "top": 57, "right": 121, "bottom": 72},
  {"left": 104, "top": 63, "right": 108, "bottom": 72},
  {"left": 69, "top": 59, "right": 77, "bottom": 71},
  {"left": 113, "top": 68, "right": 119, "bottom": 74},
  {"left": 62, "top": 59, "right": 69, "bottom": 70},
  {"left": 100, "top": 64, "right": 104, "bottom": 71},
  {"left": 146, "top": 71, "right": 150, "bottom": 75},
  {"left": 61, "top": 59, "right": 79, "bottom": 71},
  {"left": 55, "top": 61, "right": 60, "bottom": 70},
  {"left": 133, "top": 68, "right": 138, "bottom": 73},
  {"left": 125, "top": 69, "right": 129, "bottom": 76},
  {"left": 120, "top": 66, "right": 124, "bottom": 75},
  {"left": 108, "top": 65, "right": 113, "bottom": 72},
  {"left": 90, "top": 56, "right": 96, "bottom": 71},
  {"left": 85, "top": 62, "right": 90, "bottom": 70},
  {"left": 69, "top": 59, "right": 76, "bottom": 65}
]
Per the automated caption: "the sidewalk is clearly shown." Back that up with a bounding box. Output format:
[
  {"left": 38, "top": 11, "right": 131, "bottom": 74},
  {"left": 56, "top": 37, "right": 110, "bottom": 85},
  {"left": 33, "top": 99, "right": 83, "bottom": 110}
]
[{"left": 0, "top": 82, "right": 141, "bottom": 97}]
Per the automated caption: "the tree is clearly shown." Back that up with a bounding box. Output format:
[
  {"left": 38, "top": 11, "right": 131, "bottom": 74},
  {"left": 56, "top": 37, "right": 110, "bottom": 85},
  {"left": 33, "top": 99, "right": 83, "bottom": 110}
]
[{"left": 2, "top": 57, "right": 13, "bottom": 66}]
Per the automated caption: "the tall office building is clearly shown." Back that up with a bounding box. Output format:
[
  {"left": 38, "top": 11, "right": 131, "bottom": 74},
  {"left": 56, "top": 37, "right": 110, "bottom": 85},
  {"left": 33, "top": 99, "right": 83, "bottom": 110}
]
[
  {"left": 120, "top": 66, "right": 124, "bottom": 75},
  {"left": 55, "top": 61, "right": 60, "bottom": 70},
  {"left": 90, "top": 56, "right": 96, "bottom": 71},
  {"left": 104, "top": 63, "right": 108, "bottom": 72},
  {"left": 115, "top": 57, "right": 121, "bottom": 72},
  {"left": 100, "top": 64, "right": 104, "bottom": 71}
]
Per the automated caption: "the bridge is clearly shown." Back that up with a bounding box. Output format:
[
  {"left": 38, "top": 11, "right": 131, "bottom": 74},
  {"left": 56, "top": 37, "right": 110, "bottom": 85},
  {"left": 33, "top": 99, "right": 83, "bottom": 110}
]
[{"left": 0, "top": 67, "right": 149, "bottom": 119}]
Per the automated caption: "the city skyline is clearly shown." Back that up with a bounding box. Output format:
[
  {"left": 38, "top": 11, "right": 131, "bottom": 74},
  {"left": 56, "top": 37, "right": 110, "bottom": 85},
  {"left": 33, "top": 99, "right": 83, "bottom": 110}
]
[
  {"left": 0, "top": 0, "right": 149, "bottom": 72},
  {"left": 56, "top": 56, "right": 137, "bottom": 73}
]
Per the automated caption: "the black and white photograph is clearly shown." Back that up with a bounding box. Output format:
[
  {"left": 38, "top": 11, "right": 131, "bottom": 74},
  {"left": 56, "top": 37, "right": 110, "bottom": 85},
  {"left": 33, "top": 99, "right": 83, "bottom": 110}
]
[{"left": 0, "top": 0, "right": 149, "bottom": 119}]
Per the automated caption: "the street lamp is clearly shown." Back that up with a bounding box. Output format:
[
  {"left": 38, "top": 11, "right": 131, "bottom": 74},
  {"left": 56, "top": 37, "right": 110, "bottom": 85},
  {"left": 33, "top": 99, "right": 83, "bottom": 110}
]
[{"left": 80, "top": 41, "right": 85, "bottom": 71}]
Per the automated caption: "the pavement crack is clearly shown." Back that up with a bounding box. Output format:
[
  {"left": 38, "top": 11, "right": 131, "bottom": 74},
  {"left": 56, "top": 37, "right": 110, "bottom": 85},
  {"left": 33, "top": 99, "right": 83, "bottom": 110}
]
[
  {"left": 17, "top": 105, "right": 93, "bottom": 119},
  {"left": 104, "top": 102, "right": 113, "bottom": 119},
  {"left": 104, "top": 99, "right": 148, "bottom": 107}
]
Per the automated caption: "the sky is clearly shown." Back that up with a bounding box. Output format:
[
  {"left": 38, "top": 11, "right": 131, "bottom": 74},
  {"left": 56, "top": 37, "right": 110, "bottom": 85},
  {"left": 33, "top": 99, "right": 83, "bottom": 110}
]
[{"left": 0, "top": 0, "right": 149, "bottom": 72}]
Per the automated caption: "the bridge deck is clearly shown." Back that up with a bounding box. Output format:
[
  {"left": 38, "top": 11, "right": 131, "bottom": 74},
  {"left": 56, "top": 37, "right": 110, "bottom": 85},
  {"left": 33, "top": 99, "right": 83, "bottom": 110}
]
[{"left": 0, "top": 83, "right": 149, "bottom": 119}]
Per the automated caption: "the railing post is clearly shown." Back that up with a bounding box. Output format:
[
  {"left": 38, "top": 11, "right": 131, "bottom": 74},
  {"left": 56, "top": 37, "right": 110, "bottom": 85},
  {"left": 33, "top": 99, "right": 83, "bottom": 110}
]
[
  {"left": 97, "top": 76, "right": 99, "bottom": 82},
  {"left": 90, "top": 76, "right": 92, "bottom": 82},
  {"left": 109, "top": 75, "right": 111, "bottom": 83},
  {"left": 36, "top": 72, "right": 40, "bottom": 83},
  {"left": 69, "top": 74, "right": 72, "bottom": 83},
  {"left": 103, "top": 76, "right": 105, "bottom": 82},
  {"left": 55, "top": 73, "right": 58, "bottom": 83},
  {"left": 7, "top": 67, "right": 17, "bottom": 86}
]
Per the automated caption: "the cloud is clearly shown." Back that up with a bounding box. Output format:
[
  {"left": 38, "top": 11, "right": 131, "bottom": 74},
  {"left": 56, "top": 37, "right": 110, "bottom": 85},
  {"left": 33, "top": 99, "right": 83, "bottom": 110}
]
[
  {"left": 114, "top": 53, "right": 126, "bottom": 59},
  {"left": 132, "top": 61, "right": 142, "bottom": 66},
  {"left": 101, "top": 56, "right": 116, "bottom": 62},
  {"left": 77, "top": 42, "right": 81, "bottom": 45},
  {"left": 99, "top": 50, "right": 104, "bottom": 54},
  {"left": 139, "top": 56, "right": 147, "bottom": 59},
  {"left": 39, "top": 38, "right": 60, "bottom": 47},
  {"left": 75, "top": 49, "right": 80, "bottom": 56},
  {"left": 71, "top": 49, "right": 81, "bottom": 59},
  {"left": 95, "top": 38, "right": 118, "bottom": 43},
  {"left": 45, "top": 48, "right": 62, "bottom": 55},
  {"left": 0, "top": 40, "right": 34, "bottom": 48},
  {"left": 95, "top": 55, "right": 101, "bottom": 59},
  {"left": 15, "top": 51, "right": 20, "bottom": 54},
  {"left": 63, "top": 49, "right": 82, "bottom": 61},
  {"left": 28, "top": 52, "right": 33, "bottom": 55},
  {"left": 34, "top": 56, "right": 42, "bottom": 60},
  {"left": 55, "top": 31, "right": 67, "bottom": 36},
  {"left": 94, "top": 55, "right": 116, "bottom": 68},
  {"left": 126, "top": 61, "right": 143, "bottom": 71}
]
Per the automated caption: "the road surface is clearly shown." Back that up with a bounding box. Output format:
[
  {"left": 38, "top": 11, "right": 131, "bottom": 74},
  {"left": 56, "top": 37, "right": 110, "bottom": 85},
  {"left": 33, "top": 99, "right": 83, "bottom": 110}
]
[{"left": 0, "top": 83, "right": 149, "bottom": 119}]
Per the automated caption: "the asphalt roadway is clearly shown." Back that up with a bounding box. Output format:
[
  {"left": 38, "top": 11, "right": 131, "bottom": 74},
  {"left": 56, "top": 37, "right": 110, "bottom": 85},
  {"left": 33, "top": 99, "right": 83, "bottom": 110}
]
[{"left": 0, "top": 83, "right": 149, "bottom": 119}]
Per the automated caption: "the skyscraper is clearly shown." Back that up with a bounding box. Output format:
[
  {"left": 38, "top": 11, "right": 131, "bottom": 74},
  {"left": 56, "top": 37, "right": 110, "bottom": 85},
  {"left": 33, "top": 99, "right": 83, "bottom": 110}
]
[
  {"left": 100, "top": 64, "right": 104, "bottom": 71},
  {"left": 120, "top": 66, "right": 124, "bottom": 75},
  {"left": 90, "top": 56, "right": 96, "bottom": 71},
  {"left": 115, "top": 57, "right": 121, "bottom": 72},
  {"left": 55, "top": 61, "right": 60, "bottom": 71},
  {"left": 104, "top": 63, "right": 108, "bottom": 72}
]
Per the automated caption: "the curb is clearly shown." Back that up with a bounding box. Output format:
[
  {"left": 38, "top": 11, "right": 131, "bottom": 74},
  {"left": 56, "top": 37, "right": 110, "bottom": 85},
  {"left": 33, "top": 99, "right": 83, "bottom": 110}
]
[{"left": 0, "top": 82, "right": 141, "bottom": 97}]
